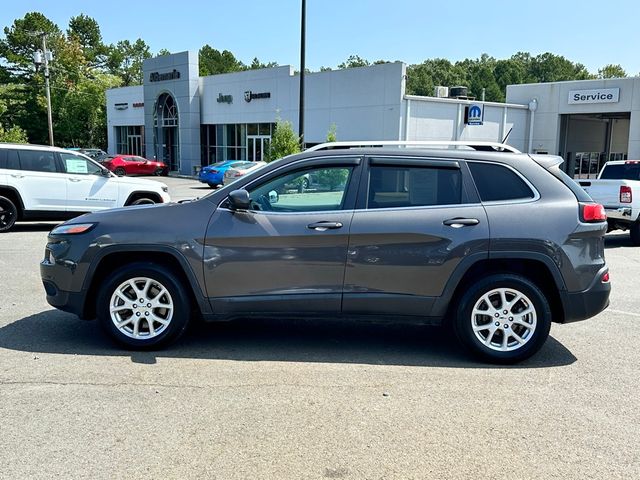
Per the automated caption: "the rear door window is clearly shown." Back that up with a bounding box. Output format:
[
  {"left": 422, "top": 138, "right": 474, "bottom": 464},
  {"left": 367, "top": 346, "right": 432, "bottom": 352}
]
[
  {"left": 367, "top": 163, "right": 462, "bottom": 209},
  {"left": 468, "top": 162, "right": 535, "bottom": 202},
  {"left": 17, "top": 150, "right": 60, "bottom": 173}
]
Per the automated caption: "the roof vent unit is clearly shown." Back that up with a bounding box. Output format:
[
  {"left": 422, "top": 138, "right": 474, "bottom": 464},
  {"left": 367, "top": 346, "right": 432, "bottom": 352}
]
[
  {"left": 449, "top": 86, "right": 468, "bottom": 98},
  {"left": 434, "top": 86, "right": 449, "bottom": 98}
]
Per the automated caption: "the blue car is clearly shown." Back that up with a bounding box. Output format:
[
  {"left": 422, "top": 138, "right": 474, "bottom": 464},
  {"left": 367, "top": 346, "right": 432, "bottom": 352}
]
[{"left": 198, "top": 160, "right": 243, "bottom": 188}]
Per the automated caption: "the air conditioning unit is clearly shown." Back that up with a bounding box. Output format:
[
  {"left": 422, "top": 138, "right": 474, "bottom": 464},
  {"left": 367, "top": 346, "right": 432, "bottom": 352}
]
[{"left": 434, "top": 86, "right": 449, "bottom": 98}]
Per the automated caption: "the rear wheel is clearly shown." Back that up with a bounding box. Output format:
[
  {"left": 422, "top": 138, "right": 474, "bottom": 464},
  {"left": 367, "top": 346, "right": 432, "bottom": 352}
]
[
  {"left": 630, "top": 221, "right": 640, "bottom": 246},
  {"left": 114, "top": 167, "right": 126, "bottom": 176},
  {"left": 97, "top": 263, "right": 191, "bottom": 349},
  {"left": 453, "top": 274, "right": 552, "bottom": 364},
  {"left": 0, "top": 196, "right": 18, "bottom": 233},
  {"left": 130, "top": 197, "right": 156, "bottom": 206},
  {"left": 207, "top": 183, "right": 219, "bottom": 189}
]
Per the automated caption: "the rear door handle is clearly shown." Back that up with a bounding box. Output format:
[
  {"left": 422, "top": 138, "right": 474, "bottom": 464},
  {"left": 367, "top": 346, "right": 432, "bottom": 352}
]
[
  {"left": 307, "top": 221, "right": 343, "bottom": 231},
  {"left": 69, "top": 178, "right": 82, "bottom": 182},
  {"left": 10, "top": 174, "right": 25, "bottom": 179},
  {"left": 443, "top": 218, "right": 479, "bottom": 228}
]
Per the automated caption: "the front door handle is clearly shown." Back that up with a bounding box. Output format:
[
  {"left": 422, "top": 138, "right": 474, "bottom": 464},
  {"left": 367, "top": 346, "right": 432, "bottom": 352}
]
[
  {"left": 69, "top": 178, "right": 82, "bottom": 182},
  {"left": 307, "top": 221, "right": 343, "bottom": 231},
  {"left": 443, "top": 218, "right": 479, "bottom": 228},
  {"left": 10, "top": 174, "right": 25, "bottom": 179}
]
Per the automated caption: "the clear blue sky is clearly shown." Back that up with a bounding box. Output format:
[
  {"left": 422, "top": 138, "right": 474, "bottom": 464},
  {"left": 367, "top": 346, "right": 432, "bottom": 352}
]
[{"left": 2, "top": 0, "right": 639, "bottom": 75}]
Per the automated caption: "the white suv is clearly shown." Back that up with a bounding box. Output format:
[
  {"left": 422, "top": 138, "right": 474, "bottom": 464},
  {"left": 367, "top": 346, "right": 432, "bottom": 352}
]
[{"left": 0, "top": 143, "right": 171, "bottom": 232}]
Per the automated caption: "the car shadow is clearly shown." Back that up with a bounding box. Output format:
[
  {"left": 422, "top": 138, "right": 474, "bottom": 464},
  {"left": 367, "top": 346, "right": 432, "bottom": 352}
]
[
  {"left": 604, "top": 233, "right": 633, "bottom": 249},
  {"left": 0, "top": 310, "right": 576, "bottom": 369},
  {"left": 10, "top": 222, "right": 58, "bottom": 233}
]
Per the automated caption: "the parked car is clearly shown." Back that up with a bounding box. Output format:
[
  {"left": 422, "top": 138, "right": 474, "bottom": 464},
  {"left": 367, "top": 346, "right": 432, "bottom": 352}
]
[
  {"left": 198, "top": 160, "right": 248, "bottom": 188},
  {"left": 223, "top": 161, "right": 267, "bottom": 184},
  {"left": 578, "top": 160, "right": 640, "bottom": 245},
  {"left": 40, "top": 141, "right": 610, "bottom": 363},
  {"left": 78, "top": 148, "right": 108, "bottom": 159},
  {"left": 0, "top": 143, "right": 171, "bottom": 232},
  {"left": 101, "top": 155, "right": 168, "bottom": 176}
]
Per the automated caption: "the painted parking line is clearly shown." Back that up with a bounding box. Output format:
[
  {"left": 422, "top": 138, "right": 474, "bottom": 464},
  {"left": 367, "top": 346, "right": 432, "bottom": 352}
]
[{"left": 607, "top": 309, "right": 640, "bottom": 318}]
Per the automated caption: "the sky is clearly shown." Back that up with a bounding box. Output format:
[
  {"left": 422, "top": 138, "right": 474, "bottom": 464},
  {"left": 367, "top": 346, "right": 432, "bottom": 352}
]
[{"left": 1, "top": 0, "right": 639, "bottom": 75}]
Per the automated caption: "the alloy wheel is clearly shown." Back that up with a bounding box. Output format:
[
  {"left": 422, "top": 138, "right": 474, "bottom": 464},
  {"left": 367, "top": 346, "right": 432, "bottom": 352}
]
[
  {"left": 109, "top": 277, "right": 174, "bottom": 340},
  {"left": 470, "top": 287, "right": 537, "bottom": 352}
]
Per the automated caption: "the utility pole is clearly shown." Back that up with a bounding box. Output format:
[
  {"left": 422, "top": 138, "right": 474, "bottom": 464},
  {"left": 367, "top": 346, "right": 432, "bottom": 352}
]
[
  {"left": 41, "top": 33, "right": 54, "bottom": 146},
  {"left": 298, "top": 0, "right": 306, "bottom": 144}
]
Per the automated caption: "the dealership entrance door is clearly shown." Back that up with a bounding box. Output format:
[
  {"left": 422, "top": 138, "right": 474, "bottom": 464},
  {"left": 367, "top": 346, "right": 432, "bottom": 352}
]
[
  {"left": 248, "top": 135, "right": 270, "bottom": 162},
  {"left": 559, "top": 112, "right": 630, "bottom": 178}
]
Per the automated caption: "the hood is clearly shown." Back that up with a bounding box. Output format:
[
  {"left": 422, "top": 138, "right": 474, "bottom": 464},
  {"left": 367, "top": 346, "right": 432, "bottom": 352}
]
[{"left": 111, "top": 175, "right": 168, "bottom": 190}]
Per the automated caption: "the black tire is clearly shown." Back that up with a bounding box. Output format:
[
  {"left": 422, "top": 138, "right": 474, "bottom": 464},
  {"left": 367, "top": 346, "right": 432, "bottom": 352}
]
[
  {"left": 97, "top": 262, "right": 191, "bottom": 349},
  {"left": 207, "top": 183, "right": 219, "bottom": 189},
  {"left": 453, "top": 274, "right": 552, "bottom": 364},
  {"left": 114, "top": 167, "right": 126, "bottom": 176},
  {"left": 0, "top": 196, "right": 18, "bottom": 233},
  {"left": 302, "top": 177, "right": 310, "bottom": 189},
  {"left": 630, "top": 221, "right": 640, "bottom": 246},
  {"left": 153, "top": 168, "right": 163, "bottom": 176},
  {"left": 130, "top": 197, "right": 156, "bottom": 206}
]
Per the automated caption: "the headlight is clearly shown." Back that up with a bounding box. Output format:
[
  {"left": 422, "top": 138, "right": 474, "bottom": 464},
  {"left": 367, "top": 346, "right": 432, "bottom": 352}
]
[{"left": 51, "top": 223, "right": 97, "bottom": 235}]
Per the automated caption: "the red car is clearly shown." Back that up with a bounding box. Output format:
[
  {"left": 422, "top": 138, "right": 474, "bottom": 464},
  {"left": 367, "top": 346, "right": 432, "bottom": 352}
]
[{"left": 101, "top": 155, "right": 169, "bottom": 176}]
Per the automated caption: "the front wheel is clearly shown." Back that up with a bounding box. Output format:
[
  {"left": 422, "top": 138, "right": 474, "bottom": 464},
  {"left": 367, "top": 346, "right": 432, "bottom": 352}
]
[
  {"left": 453, "top": 274, "right": 552, "bottom": 364},
  {"left": 97, "top": 263, "right": 191, "bottom": 349},
  {"left": 0, "top": 196, "right": 18, "bottom": 233}
]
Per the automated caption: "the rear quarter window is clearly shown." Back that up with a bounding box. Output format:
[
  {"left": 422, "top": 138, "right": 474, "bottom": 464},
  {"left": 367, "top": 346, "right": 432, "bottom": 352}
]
[
  {"left": 469, "top": 162, "right": 535, "bottom": 202},
  {"left": 0, "top": 149, "right": 20, "bottom": 170}
]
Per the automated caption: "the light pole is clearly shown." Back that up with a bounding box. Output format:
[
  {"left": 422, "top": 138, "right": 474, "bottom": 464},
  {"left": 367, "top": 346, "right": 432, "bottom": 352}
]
[
  {"left": 32, "top": 33, "right": 54, "bottom": 146},
  {"left": 298, "top": 0, "right": 306, "bottom": 144}
]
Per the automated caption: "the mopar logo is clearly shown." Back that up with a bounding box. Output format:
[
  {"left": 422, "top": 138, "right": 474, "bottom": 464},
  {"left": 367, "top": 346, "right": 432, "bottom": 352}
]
[
  {"left": 244, "top": 90, "right": 271, "bottom": 102},
  {"left": 467, "top": 104, "right": 483, "bottom": 125}
]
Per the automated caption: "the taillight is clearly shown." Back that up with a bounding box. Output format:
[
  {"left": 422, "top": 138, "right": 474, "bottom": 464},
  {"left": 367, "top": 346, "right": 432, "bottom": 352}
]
[
  {"left": 580, "top": 203, "right": 607, "bottom": 222},
  {"left": 620, "top": 185, "right": 632, "bottom": 203},
  {"left": 211, "top": 170, "right": 218, "bottom": 174},
  {"left": 234, "top": 172, "right": 243, "bottom": 177},
  {"left": 601, "top": 271, "right": 610, "bottom": 283}
]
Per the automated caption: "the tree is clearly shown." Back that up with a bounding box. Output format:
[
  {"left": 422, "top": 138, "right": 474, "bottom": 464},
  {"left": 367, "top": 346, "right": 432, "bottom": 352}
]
[
  {"left": 265, "top": 120, "right": 300, "bottom": 162},
  {"left": 67, "top": 14, "right": 107, "bottom": 66},
  {"left": 0, "top": 124, "right": 28, "bottom": 143},
  {"left": 598, "top": 64, "right": 626, "bottom": 79},
  {"left": 106, "top": 39, "right": 151, "bottom": 86},
  {"left": 406, "top": 58, "right": 466, "bottom": 96},
  {"left": 326, "top": 123, "right": 337, "bottom": 142},
  {"left": 199, "top": 45, "right": 244, "bottom": 76},
  {"left": 529, "top": 52, "right": 593, "bottom": 83},
  {"left": 249, "top": 57, "right": 278, "bottom": 70},
  {"left": 337, "top": 55, "right": 370, "bottom": 69},
  {"left": 156, "top": 48, "right": 171, "bottom": 57}
]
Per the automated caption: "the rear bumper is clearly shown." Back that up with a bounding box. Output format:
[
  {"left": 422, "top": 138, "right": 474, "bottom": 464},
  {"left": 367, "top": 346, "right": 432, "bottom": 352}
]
[
  {"left": 559, "top": 266, "right": 610, "bottom": 323},
  {"left": 605, "top": 207, "right": 633, "bottom": 223}
]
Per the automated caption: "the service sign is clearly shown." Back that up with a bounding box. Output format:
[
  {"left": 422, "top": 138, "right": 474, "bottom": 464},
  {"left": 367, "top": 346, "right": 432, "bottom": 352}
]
[
  {"left": 467, "top": 104, "right": 483, "bottom": 125},
  {"left": 568, "top": 88, "right": 619, "bottom": 105}
]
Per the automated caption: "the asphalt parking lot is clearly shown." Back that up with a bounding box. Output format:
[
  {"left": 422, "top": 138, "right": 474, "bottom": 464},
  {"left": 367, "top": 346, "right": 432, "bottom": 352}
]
[{"left": 1, "top": 176, "right": 639, "bottom": 479}]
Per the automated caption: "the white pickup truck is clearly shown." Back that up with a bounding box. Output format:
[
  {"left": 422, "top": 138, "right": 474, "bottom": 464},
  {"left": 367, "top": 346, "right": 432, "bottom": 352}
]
[{"left": 578, "top": 160, "right": 640, "bottom": 245}]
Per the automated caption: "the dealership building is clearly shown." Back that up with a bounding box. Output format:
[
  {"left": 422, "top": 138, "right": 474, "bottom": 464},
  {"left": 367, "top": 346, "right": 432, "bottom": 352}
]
[{"left": 106, "top": 51, "right": 640, "bottom": 178}]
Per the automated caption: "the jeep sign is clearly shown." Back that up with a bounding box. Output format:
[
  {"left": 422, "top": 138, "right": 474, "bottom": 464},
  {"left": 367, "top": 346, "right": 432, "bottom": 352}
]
[{"left": 568, "top": 88, "right": 619, "bottom": 105}]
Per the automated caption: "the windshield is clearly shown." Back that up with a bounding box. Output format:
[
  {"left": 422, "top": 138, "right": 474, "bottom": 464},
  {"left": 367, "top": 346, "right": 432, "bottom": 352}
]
[{"left": 600, "top": 163, "right": 640, "bottom": 181}]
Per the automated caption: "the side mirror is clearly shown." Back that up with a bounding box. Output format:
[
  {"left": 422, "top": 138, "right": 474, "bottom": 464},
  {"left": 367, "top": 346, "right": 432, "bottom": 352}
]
[
  {"left": 228, "top": 189, "right": 250, "bottom": 210},
  {"left": 101, "top": 168, "right": 111, "bottom": 177},
  {"left": 268, "top": 190, "right": 279, "bottom": 204}
]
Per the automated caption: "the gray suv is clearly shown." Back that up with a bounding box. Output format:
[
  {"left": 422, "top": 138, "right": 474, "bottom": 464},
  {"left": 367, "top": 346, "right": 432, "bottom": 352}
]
[{"left": 40, "top": 141, "right": 610, "bottom": 363}]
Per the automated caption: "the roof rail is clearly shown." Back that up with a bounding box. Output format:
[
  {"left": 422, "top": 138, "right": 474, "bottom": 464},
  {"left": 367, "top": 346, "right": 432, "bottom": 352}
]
[{"left": 305, "top": 140, "right": 522, "bottom": 154}]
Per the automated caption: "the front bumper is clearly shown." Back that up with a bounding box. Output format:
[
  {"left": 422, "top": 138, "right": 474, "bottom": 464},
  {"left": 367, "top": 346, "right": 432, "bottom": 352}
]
[{"left": 559, "top": 265, "right": 610, "bottom": 323}]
